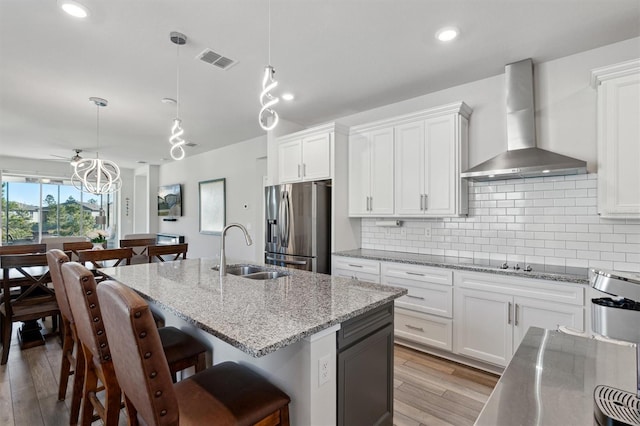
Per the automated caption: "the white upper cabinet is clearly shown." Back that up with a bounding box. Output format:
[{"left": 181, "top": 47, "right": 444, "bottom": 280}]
[
  {"left": 348, "top": 127, "right": 394, "bottom": 216},
  {"left": 395, "top": 103, "right": 470, "bottom": 217},
  {"left": 349, "top": 102, "right": 471, "bottom": 218},
  {"left": 278, "top": 127, "right": 332, "bottom": 183},
  {"left": 591, "top": 59, "right": 640, "bottom": 218}
]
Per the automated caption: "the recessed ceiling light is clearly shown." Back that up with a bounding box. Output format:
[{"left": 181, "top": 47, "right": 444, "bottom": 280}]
[
  {"left": 161, "top": 97, "right": 177, "bottom": 104},
  {"left": 282, "top": 93, "right": 295, "bottom": 101},
  {"left": 137, "top": 161, "right": 147, "bottom": 164},
  {"left": 58, "top": 0, "right": 90, "bottom": 18},
  {"left": 435, "top": 27, "right": 459, "bottom": 42}
]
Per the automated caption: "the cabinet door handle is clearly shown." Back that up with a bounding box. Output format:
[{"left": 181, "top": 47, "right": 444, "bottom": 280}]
[
  {"left": 406, "top": 294, "right": 425, "bottom": 300},
  {"left": 420, "top": 194, "right": 424, "bottom": 210},
  {"left": 297, "top": 164, "right": 301, "bottom": 178},
  {"left": 302, "top": 163, "right": 306, "bottom": 177},
  {"left": 406, "top": 271, "right": 424, "bottom": 277},
  {"left": 424, "top": 194, "right": 428, "bottom": 210},
  {"left": 369, "top": 196, "right": 373, "bottom": 211},
  {"left": 405, "top": 324, "right": 424, "bottom": 332},
  {"left": 366, "top": 196, "right": 370, "bottom": 211},
  {"left": 515, "top": 303, "right": 519, "bottom": 326},
  {"left": 348, "top": 264, "right": 363, "bottom": 268},
  {"left": 508, "top": 302, "right": 512, "bottom": 325}
]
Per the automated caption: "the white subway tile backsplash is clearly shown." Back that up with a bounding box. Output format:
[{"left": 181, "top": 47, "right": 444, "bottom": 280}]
[{"left": 360, "top": 174, "right": 640, "bottom": 269}]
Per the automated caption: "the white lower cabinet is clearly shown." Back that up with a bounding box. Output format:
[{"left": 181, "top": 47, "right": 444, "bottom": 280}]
[
  {"left": 453, "top": 271, "right": 585, "bottom": 367},
  {"left": 332, "top": 256, "right": 587, "bottom": 369},
  {"left": 332, "top": 256, "right": 380, "bottom": 283},
  {"left": 381, "top": 262, "right": 454, "bottom": 351}
]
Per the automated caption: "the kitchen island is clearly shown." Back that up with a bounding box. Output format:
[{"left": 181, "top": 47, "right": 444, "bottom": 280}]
[
  {"left": 475, "top": 327, "right": 637, "bottom": 425},
  {"left": 99, "top": 258, "right": 407, "bottom": 425}
]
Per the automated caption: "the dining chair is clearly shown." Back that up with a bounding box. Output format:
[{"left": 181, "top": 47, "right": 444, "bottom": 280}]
[
  {"left": 46, "top": 249, "right": 83, "bottom": 425},
  {"left": 62, "top": 241, "right": 93, "bottom": 261},
  {"left": 0, "top": 253, "right": 60, "bottom": 365},
  {"left": 97, "top": 279, "right": 291, "bottom": 426},
  {"left": 61, "top": 262, "right": 210, "bottom": 425},
  {"left": 147, "top": 243, "right": 188, "bottom": 263},
  {"left": 78, "top": 247, "right": 133, "bottom": 271},
  {"left": 119, "top": 238, "right": 156, "bottom": 264},
  {"left": 0, "top": 244, "right": 48, "bottom": 309}
]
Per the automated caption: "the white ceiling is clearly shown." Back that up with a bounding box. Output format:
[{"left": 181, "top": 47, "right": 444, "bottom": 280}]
[{"left": 1, "top": 0, "right": 639, "bottom": 169}]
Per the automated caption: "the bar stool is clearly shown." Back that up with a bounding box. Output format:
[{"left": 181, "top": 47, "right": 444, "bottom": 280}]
[
  {"left": 61, "top": 262, "right": 209, "bottom": 425},
  {"left": 97, "top": 279, "right": 291, "bottom": 426}
]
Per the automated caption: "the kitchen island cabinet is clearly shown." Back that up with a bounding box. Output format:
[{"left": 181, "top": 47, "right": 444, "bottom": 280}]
[{"left": 99, "top": 258, "right": 406, "bottom": 425}]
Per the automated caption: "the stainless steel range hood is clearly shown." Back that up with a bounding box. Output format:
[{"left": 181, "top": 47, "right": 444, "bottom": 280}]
[{"left": 461, "top": 59, "right": 587, "bottom": 182}]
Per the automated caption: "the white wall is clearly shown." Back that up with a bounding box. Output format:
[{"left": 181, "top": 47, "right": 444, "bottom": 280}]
[{"left": 157, "top": 135, "right": 267, "bottom": 262}]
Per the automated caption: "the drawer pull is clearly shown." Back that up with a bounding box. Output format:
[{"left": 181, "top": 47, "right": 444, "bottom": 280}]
[
  {"left": 406, "top": 294, "right": 425, "bottom": 300},
  {"left": 348, "top": 264, "right": 363, "bottom": 268},
  {"left": 406, "top": 271, "right": 425, "bottom": 276},
  {"left": 405, "top": 324, "right": 424, "bottom": 332}
]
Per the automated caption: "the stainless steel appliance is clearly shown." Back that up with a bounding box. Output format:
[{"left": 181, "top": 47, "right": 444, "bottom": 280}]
[
  {"left": 591, "top": 269, "right": 640, "bottom": 426},
  {"left": 264, "top": 180, "right": 331, "bottom": 273}
]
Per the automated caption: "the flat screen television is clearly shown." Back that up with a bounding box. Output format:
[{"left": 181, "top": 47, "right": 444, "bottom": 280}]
[{"left": 158, "top": 184, "right": 182, "bottom": 216}]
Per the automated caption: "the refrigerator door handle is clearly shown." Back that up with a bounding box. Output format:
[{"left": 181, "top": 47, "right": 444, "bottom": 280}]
[
  {"left": 266, "top": 256, "right": 307, "bottom": 266},
  {"left": 279, "top": 190, "right": 291, "bottom": 247}
]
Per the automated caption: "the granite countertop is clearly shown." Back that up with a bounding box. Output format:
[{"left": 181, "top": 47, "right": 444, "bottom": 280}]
[
  {"left": 475, "top": 327, "right": 637, "bottom": 426},
  {"left": 333, "top": 248, "right": 590, "bottom": 284},
  {"left": 98, "top": 258, "right": 407, "bottom": 357}
]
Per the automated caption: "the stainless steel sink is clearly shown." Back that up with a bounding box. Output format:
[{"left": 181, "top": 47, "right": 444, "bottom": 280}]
[{"left": 214, "top": 264, "right": 289, "bottom": 280}]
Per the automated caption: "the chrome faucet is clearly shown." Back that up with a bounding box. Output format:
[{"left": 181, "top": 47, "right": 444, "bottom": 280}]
[{"left": 219, "top": 223, "right": 253, "bottom": 276}]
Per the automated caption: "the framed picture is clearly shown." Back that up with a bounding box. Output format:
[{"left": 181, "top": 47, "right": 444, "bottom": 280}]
[{"left": 199, "top": 178, "right": 226, "bottom": 234}]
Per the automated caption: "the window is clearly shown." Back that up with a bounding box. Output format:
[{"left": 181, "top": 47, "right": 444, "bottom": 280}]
[{"left": 1, "top": 175, "right": 116, "bottom": 245}]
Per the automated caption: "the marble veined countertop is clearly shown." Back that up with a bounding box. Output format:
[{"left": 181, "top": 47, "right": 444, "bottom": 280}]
[
  {"left": 334, "top": 249, "right": 590, "bottom": 284},
  {"left": 98, "top": 258, "right": 407, "bottom": 357}
]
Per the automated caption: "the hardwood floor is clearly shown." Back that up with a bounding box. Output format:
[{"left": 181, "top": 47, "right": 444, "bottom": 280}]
[
  {"left": 393, "top": 345, "right": 499, "bottom": 426},
  {"left": 1, "top": 322, "right": 499, "bottom": 426}
]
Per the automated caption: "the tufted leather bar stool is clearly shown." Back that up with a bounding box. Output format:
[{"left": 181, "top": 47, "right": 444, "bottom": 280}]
[
  {"left": 62, "top": 262, "right": 211, "bottom": 426},
  {"left": 97, "top": 280, "right": 291, "bottom": 426},
  {"left": 46, "top": 250, "right": 84, "bottom": 425}
]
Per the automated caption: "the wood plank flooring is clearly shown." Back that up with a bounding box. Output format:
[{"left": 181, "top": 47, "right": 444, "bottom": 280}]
[
  {"left": 1, "top": 321, "right": 499, "bottom": 426},
  {"left": 393, "top": 345, "right": 499, "bottom": 426}
]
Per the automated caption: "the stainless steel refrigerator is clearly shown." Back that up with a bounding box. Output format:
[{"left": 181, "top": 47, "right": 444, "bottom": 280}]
[{"left": 264, "top": 180, "right": 331, "bottom": 273}]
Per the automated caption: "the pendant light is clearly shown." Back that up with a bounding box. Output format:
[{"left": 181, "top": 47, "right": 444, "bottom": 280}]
[
  {"left": 258, "top": 0, "right": 279, "bottom": 131},
  {"left": 169, "top": 31, "right": 187, "bottom": 161},
  {"left": 72, "top": 97, "right": 122, "bottom": 195}
]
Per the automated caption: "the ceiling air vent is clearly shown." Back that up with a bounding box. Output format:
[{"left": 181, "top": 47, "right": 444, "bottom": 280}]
[{"left": 197, "top": 49, "right": 237, "bottom": 70}]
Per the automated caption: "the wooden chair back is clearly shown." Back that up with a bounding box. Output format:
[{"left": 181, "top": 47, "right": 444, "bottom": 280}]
[
  {"left": 147, "top": 243, "right": 188, "bottom": 263},
  {"left": 97, "top": 280, "right": 179, "bottom": 425},
  {"left": 119, "top": 238, "right": 156, "bottom": 256},
  {"left": 78, "top": 247, "right": 133, "bottom": 270},
  {"left": 62, "top": 241, "right": 93, "bottom": 261},
  {"left": 61, "top": 261, "right": 121, "bottom": 425},
  {"left": 0, "top": 243, "right": 47, "bottom": 255}
]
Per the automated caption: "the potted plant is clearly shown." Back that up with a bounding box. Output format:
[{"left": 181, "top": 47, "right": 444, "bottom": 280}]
[{"left": 87, "top": 229, "right": 108, "bottom": 249}]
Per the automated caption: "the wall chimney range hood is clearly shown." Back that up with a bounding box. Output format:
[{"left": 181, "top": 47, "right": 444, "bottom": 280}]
[{"left": 461, "top": 59, "right": 587, "bottom": 182}]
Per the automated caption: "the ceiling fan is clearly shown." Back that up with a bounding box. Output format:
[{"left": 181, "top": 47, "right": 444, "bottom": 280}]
[{"left": 49, "top": 149, "right": 84, "bottom": 165}]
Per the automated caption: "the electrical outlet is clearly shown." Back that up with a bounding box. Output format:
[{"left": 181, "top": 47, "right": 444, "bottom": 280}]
[
  {"left": 319, "top": 354, "right": 330, "bottom": 386},
  {"left": 424, "top": 226, "right": 432, "bottom": 238}
]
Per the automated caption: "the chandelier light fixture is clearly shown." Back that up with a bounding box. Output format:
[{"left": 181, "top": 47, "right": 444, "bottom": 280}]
[
  {"left": 169, "top": 31, "right": 188, "bottom": 161},
  {"left": 71, "top": 97, "right": 122, "bottom": 195},
  {"left": 258, "top": 0, "right": 279, "bottom": 131}
]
